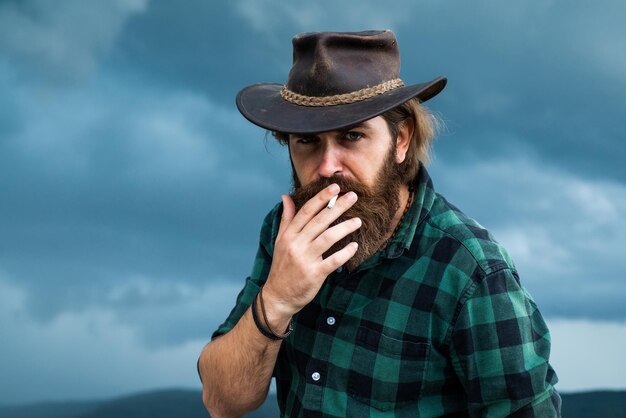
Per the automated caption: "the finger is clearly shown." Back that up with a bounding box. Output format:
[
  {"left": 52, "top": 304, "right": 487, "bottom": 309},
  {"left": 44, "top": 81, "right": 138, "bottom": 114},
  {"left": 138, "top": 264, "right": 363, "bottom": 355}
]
[
  {"left": 301, "top": 191, "right": 358, "bottom": 240},
  {"left": 277, "top": 194, "right": 296, "bottom": 238},
  {"left": 321, "top": 242, "right": 358, "bottom": 273},
  {"left": 288, "top": 183, "right": 340, "bottom": 233},
  {"left": 311, "top": 217, "right": 362, "bottom": 255}
]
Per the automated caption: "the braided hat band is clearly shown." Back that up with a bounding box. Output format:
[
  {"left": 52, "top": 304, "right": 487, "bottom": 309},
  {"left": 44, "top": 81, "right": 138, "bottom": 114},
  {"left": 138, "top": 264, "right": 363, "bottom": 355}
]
[{"left": 280, "top": 79, "right": 405, "bottom": 107}]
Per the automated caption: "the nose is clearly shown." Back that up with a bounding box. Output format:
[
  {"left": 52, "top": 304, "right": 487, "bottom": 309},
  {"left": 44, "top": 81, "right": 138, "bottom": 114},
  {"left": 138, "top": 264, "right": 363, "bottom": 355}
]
[{"left": 317, "top": 142, "right": 343, "bottom": 179}]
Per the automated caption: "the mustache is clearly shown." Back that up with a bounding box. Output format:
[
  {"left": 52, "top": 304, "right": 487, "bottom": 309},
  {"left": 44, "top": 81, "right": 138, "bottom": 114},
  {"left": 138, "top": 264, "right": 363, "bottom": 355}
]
[{"left": 291, "top": 176, "right": 373, "bottom": 210}]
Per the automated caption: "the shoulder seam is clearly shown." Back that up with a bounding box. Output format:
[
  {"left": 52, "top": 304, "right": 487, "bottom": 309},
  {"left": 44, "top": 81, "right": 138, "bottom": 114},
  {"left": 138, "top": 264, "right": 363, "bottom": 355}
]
[
  {"left": 424, "top": 217, "right": 511, "bottom": 277},
  {"left": 444, "top": 266, "right": 516, "bottom": 347}
]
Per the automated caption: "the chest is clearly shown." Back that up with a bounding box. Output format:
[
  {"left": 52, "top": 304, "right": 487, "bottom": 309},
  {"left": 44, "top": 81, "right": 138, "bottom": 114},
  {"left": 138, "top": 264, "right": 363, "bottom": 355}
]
[{"left": 274, "top": 262, "right": 468, "bottom": 415}]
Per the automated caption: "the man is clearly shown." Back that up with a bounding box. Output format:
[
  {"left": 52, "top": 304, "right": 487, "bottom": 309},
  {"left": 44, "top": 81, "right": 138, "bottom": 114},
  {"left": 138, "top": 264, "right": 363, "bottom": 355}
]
[{"left": 198, "top": 30, "right": 561, "bottom": 417}]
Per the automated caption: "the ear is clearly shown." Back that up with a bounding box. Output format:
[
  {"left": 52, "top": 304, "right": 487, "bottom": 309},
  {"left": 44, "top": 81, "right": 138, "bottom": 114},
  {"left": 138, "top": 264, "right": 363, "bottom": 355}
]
[{"left": 395, "top": 118, "right": 413, "bottom": 164}]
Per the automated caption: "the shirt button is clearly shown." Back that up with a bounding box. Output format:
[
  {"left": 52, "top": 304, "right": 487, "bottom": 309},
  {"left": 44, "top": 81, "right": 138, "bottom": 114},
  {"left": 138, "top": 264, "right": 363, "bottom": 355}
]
[
  {"left": 336, "top": 266, "right": 344, "bottom": 273},
  {"left": 326, "top": 316, "right": 336, "bottom": 326},
  {"left": 311, "top": 372, "right": 321, "bottom": 381}
]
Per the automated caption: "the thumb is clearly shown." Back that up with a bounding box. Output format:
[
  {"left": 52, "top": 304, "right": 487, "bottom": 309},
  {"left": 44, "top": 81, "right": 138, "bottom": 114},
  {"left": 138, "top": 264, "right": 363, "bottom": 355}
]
[{"left": 277, "top": 194, "right": 295, "bottom": 237}]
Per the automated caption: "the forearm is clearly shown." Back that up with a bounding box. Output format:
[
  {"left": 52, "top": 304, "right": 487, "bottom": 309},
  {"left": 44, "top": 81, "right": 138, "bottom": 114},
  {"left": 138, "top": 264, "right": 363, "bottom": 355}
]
[
  {"left": 199, "top": 189, "right": 360, "bottom": 416},
  {"left": 198, "top": 306, "right": 285, "bottom": 418}
]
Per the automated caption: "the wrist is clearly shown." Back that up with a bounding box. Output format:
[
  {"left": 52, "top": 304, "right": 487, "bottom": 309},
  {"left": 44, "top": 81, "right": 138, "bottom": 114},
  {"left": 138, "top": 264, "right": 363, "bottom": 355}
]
[
  {"left": 261, "top": 286, "right": 293, "bottom": 339},
  {"left": 259, "top": 283, "right": 294, "bottom": 333},
  {"left": 250, "top": 292, "right": 282, "bottom": 341}
]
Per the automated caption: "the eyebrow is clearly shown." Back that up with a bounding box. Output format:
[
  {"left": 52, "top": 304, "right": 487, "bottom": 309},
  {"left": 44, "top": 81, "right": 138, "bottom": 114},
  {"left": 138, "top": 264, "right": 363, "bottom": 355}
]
[
  {"left": 341, "top": 122, "right": 371, "bottom": 132},
  {"left": 289, "top": 122, "right": 373, "bottom": 139},
  {"left": 329, "top": 122, "right": 372, "bottom": 138}
]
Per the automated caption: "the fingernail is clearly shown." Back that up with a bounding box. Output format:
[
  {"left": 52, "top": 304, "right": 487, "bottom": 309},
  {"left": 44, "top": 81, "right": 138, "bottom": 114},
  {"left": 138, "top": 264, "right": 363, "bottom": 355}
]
[
  {"left": 353, "top": 217, "right": 362, "bottom": 226},
  {"left": 329, "top": 183, "right": 340, "bottom": 193},
  {"left": 347, "top": 192, "right": 357, "bottom": 201}
]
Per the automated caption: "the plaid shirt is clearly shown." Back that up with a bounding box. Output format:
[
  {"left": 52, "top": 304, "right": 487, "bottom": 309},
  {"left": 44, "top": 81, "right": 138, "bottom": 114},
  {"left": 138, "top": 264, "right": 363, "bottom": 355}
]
[{"left": 213, "top": 167, "right": 561, "bottom": 417}]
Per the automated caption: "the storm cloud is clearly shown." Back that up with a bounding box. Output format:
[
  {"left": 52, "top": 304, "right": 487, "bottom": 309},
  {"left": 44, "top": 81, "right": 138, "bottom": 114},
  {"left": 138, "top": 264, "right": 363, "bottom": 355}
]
[{"left": 0, "top": 0, "right": 624, "bottom": 403}]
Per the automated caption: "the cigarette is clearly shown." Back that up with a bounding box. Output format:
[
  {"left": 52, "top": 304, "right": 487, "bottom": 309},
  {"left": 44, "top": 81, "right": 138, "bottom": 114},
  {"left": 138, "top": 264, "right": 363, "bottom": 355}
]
[{"left": 326, "top": 195, "right": 338, "bottom": 209}]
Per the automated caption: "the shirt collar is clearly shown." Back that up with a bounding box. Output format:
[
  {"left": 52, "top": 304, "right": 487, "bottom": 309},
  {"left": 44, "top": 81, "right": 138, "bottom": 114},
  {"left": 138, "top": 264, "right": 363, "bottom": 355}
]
[{"left": 375, "top": 165, "right": 436, "bottom": 260}]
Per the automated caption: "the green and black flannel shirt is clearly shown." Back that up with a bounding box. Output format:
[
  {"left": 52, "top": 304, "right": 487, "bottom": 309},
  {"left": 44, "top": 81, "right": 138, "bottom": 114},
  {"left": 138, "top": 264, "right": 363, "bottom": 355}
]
[{"left": 212, "top": 167, "right": 561, "bottom": 417}]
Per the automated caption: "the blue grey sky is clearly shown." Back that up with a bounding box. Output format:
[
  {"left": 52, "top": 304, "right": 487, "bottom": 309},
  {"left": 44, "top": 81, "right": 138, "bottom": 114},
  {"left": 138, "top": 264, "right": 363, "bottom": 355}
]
[{"left": 1, "top": 0, "right": 625, "bottom": 404}]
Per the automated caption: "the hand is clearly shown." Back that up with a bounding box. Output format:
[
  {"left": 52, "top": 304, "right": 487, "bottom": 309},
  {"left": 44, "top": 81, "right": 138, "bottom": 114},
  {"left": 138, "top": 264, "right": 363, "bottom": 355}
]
[{"left": 263, "top": 183, "right": 361, "bottom": 320}]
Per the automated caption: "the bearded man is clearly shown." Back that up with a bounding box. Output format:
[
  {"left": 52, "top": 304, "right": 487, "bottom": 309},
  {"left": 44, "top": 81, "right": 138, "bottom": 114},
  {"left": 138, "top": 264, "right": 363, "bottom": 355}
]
[{"left": 198, "top": 30, "right": 561, "bottom": 417}]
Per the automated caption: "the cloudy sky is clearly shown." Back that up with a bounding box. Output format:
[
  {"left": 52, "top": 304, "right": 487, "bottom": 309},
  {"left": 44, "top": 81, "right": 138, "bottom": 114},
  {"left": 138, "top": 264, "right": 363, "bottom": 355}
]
[{"left": 1, "top": 0, "right": 625, "bottom": 405}]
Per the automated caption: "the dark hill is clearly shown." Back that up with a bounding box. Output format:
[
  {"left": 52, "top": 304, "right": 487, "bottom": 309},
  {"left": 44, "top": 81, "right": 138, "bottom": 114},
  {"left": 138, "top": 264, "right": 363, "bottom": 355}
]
[
  {"left": 561, "top": 390, "right": 626, "bottom": 417},
  {"left": 0, "top": 389, "right": 278, "bottom": 418},
  {"left": 0, "top": 399, "right": 104, "bottom": 418},
  {"left": 1, "top": 388, "right": 625, "bottom": 417}
]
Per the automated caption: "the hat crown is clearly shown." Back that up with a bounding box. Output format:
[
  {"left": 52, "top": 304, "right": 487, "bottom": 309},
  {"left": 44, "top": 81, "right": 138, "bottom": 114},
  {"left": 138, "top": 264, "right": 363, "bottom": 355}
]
[{"left": 286, "top": 30, "right": 401, "bottom": 97}]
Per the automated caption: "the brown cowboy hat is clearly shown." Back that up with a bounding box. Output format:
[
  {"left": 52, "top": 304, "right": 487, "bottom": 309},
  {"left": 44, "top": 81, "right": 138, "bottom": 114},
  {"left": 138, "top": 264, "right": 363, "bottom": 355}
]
[{"left": 236, "top": 30, "right": 446, "bottom": 135}]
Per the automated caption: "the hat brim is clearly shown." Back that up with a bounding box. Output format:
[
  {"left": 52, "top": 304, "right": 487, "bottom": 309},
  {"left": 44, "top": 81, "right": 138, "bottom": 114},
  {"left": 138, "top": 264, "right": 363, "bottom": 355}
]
[{"left": 236, "top": 76, "right": 447, "bottom": 135}]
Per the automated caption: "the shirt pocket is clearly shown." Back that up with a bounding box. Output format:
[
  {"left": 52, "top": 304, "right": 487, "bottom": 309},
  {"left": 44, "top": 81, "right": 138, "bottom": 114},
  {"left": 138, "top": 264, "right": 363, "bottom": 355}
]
[{"left": 347, "top": 326, "right": 430, "bottom": 412}]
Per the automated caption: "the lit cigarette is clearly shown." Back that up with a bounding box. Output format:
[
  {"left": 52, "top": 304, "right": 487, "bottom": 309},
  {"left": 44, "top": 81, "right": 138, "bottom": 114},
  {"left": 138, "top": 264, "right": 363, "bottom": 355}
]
[{"left": 326, "top": 195, "right": 338, "bottom": 209}]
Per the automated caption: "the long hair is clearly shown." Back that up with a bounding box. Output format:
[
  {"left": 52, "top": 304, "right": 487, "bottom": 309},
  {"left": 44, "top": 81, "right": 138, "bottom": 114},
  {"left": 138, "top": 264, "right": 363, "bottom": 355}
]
[{"left": 380, "top": 98, "right": 440, "bottom": 184}]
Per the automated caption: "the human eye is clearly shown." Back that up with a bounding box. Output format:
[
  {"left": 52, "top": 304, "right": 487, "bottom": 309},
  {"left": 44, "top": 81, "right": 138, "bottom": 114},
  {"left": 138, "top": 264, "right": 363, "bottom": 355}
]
[
  {"left": 343, "top": 131, "right": 363, "bottom": 142},
  {"left": 293, "top": 135, "right": 318, "bottom": 145}
]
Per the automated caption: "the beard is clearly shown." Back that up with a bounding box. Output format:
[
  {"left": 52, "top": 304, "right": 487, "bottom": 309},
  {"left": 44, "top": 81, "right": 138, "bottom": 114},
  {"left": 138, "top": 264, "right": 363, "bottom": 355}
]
[{"left": 290, "top": 145, "right": 404, "bottom": 271}]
